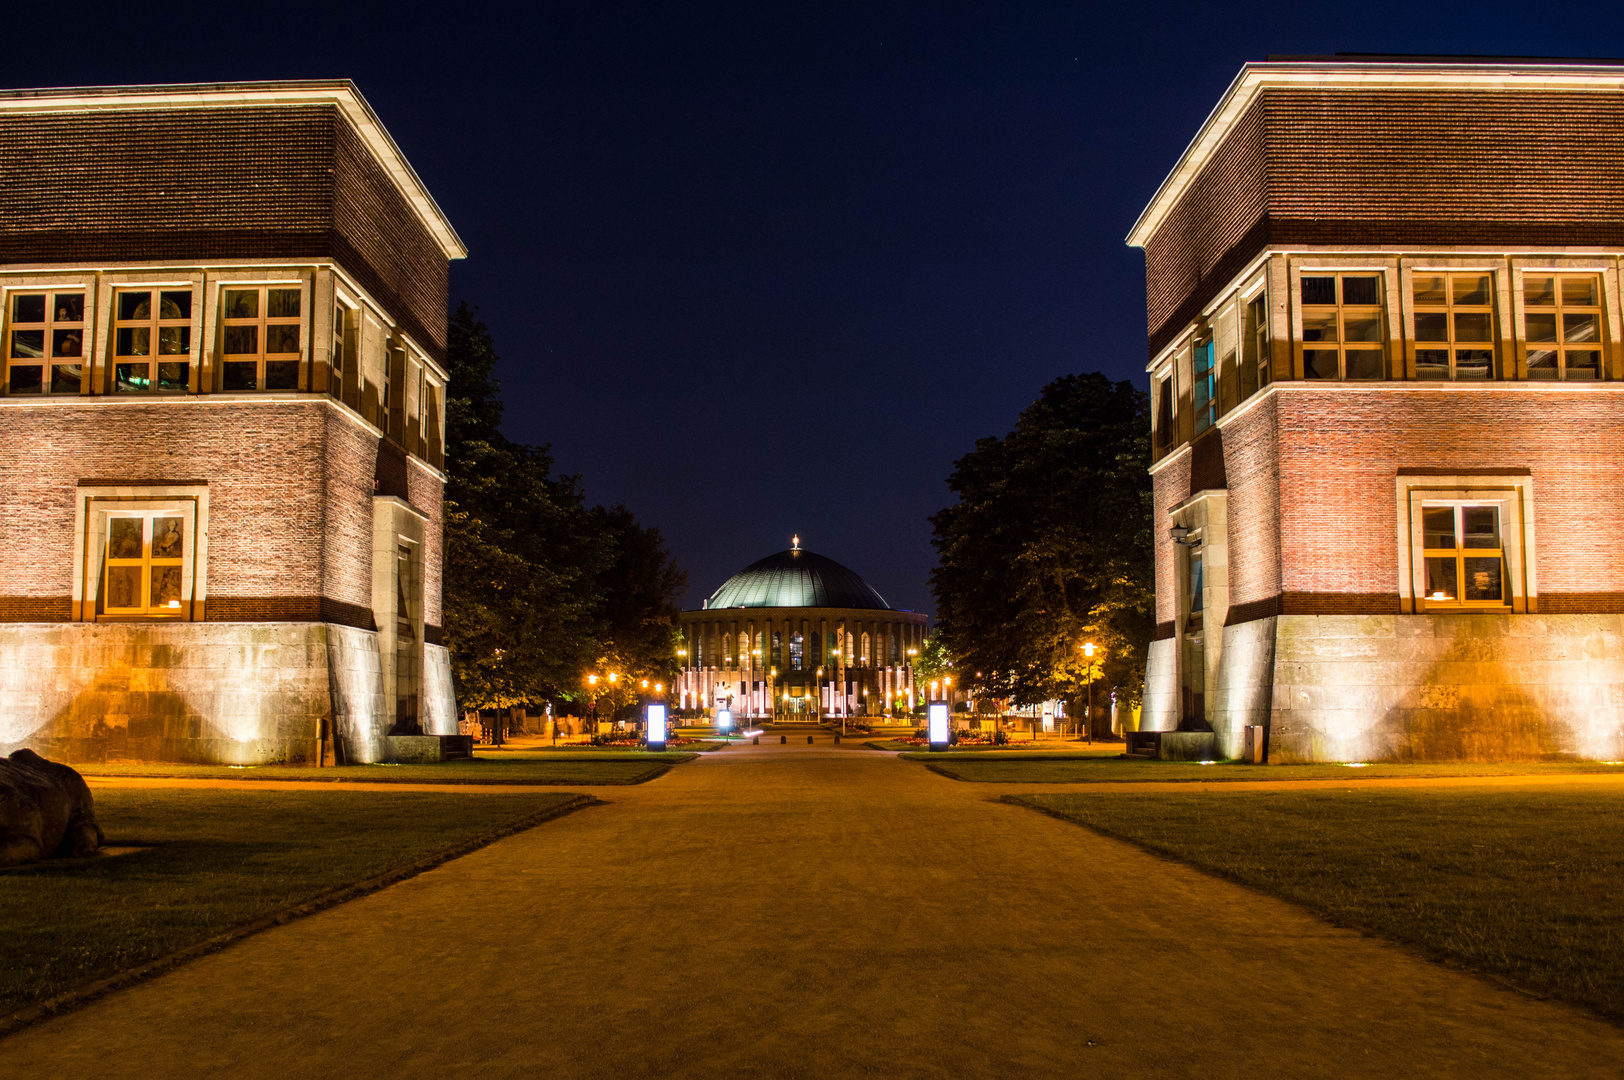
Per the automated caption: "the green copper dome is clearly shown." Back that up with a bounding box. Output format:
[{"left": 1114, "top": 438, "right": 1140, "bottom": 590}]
[{"left": 704, "top": 546, "right": 891, "bottom": 610}]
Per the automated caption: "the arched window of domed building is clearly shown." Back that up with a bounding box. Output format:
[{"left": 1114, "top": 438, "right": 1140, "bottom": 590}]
[
  {"left": 724, "top": 632, "right": 734, "bottom": 665},
  {"left": 790, "top": 632, "right": 804, "bottom": 670},
  {"left": 738, "top": 632, "right": 749, "bottom": 663},
  {"left": 861, "top": 632, "right": 871, "bottom": 666},
  {"left": 772, "top": 631, "right": 782, "bottom": 668},
  {"left": 810, "top": 632, "right": 821, "bottom": 667}
]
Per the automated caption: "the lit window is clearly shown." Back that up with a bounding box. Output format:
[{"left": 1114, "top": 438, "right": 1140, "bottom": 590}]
[
  {"left": 724, "top": 633, "right": 735, "bottom": 665},
  {"left": 7, "top": 291, "right": 85, "bottom": 395},
  {"left": 790, "top": 632, "right": 804, "bottom": 671},
  {"left": 1300, "top": 274, "right": 1384, "bottom": 380},
  {"left": 1192, "top": 339, "right": 1216, "bottom": 433},
  {"left": 1524, "top": 275, "right": 1603, "bottom": 382},
  {"left": 1421, "top": 505, "right": 1506, "bottom": 609},
  {"left": 860, "top": 632, "right": 871, "bottom": 666},
  {"left": 222, "top": 286, "right": 301, "bottom": 391},
  {"left": 1187, "top": 549, "right": 1204, "bottom": 631},
  {"left": 1414, "top": 273, "right": 1495, "bottom": 381},
  {"left": 114, "top": 289, "right": 192, "bottom": 393},
  {"left": 103, "top": 511, "right": 188, "bottom": 616}
]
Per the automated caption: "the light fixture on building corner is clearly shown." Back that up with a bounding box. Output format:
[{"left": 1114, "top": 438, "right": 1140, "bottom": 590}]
[{"left": 1170, "top": 524, "right": 1198, "bottom": 546}]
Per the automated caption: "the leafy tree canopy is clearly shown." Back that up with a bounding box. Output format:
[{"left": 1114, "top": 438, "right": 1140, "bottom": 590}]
[{"left": 929, "top": 372, "right": 1152, "bottom": 714}]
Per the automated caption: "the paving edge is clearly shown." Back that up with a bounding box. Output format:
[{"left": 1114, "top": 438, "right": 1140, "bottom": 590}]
[{"left": 0, "top": 793, "right": 602, "bottom": 1042}]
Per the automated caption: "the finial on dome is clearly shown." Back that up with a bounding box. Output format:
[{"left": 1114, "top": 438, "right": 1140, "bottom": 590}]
[{"left": 791, "top": 533, "right": 800, "bottom": 550}]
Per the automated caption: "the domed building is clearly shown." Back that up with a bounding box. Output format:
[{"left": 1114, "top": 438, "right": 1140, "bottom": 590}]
[{"left": 679, "top": 537, "right": 928, "bottom": 721}]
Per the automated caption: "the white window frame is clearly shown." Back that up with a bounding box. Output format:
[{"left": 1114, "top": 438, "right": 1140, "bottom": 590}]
[{"left": 1396, "top": 473, "right": 1535, "bottom": 615}]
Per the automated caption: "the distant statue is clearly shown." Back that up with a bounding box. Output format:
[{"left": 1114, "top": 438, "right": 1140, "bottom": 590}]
[{"left": 0, "top": 750, "right": 104, "bottom": 868}]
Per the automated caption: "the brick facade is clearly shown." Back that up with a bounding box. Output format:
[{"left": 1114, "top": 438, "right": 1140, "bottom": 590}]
[
  {"left": 0, "top": 82, "right": 462, "bottom": 764},
  {"left": 1133, "top": 59, "right": 1624, "bottom": 761}
]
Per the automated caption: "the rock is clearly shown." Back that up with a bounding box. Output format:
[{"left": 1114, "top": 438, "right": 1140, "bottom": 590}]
[{"left": 0, "top": 750, "right": 104, "bottom": 868}]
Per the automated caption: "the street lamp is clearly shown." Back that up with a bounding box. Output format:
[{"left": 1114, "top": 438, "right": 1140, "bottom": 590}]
[{"left": 1081, "top": 642, "right": 1097, "bottom": 745}]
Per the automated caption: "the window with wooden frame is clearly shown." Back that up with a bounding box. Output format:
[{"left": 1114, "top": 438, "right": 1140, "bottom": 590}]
[
  {"left": 113, "top": 289, "right": 192, "bottom": 393},
  {"left": 1192, "top": 339, "right": 1216, "bottom": 434},
  {"left": 331, "top": 299, "right": 349, "bottom": 399},
  {"left": 1420, "top": 504, "right": 1506, "bottom": 609},
  {"left": 1300, "top": 274, "right": 1385, "bottom": 380},
  {"left": 7, "top": 290, "right": 85, "bottom": 394},
  {"left": 1414, "top": 273, "right": 1495, "bottom": 381},
  {"left": 1247, "top": 292, "right": 1270, "bottom": 395},
  {"left": 221, "top": 286, "right": 302, "bottom": 391},
  {"left": 1524, "top": 274, "right": 1603, "bottom": 382},
  {"left": 102, "top": 509, "right": 190, "bottom": 617},
  {"left": 1154, "top": 372, "right": 1173, "bottom": 449}
]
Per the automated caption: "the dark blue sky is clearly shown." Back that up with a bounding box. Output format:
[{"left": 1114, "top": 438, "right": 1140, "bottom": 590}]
[{"left": 11, "top": 2, "right": 1624, "bottom": 613}]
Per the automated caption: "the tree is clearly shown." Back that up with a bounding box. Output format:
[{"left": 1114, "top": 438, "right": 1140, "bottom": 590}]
[
  {"left": 913, "top": 634, "right": 955, "bottom": 690},
  {"left": 443, "top": 304, "right": 610, "bottom": 709},
  {"left": 589, "top": 504, "right": 687, "bottom": 689},
  {"left": 930, "top": 372, "right": 1152, "bottom": 728},
  {"left": 442, "top": 304, "right": 687, "bottom": 714}
]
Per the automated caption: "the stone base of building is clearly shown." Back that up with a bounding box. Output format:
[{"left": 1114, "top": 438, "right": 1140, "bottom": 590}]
[
  {"left": 0, "top": 622, "right": 457, "bottom": 766},
  {"left": 1143, "top": 614, "right": 1624, "bottom": 763}
]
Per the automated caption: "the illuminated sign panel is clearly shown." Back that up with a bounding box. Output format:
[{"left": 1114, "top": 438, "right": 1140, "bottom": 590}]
[
  {"left": 647, "top": 704, "right": 668, "bottom": 748},
  {"left": 717, "top": 709, "right": 733, "bottom": 732},
  {"left": 928, "top": 703, "right": 949, "bottom": 748}
]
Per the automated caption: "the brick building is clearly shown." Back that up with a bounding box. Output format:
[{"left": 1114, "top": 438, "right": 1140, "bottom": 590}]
[
  {"left": 1132, "top": 57, "right": 1624, "bottom": 762},
  {"left": 0, "top": 82, "right": 465, "bottom": 764}
]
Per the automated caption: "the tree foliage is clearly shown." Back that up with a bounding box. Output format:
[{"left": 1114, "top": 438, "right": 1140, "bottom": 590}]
[
  {"left": 442, "top": 304, "right": 684, "bottom": 710},
  {"left": 929, "top": 372, "right": 1153, "bottom": 715}
]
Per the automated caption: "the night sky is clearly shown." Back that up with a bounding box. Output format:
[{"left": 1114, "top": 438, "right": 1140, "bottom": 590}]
[{"left": 10, "top": 3, "right": 1624, "bottom": 614}]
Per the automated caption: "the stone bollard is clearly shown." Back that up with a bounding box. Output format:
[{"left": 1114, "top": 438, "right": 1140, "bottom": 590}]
[
  {"left": 807, "top": 735, "right": 813, "bottom": 744},
  {"left": 834, "top": 735, "right": 841, "bottom": 745},
  {"left": 752, "top": 736, "right": 760, "bottom": 745},
  {"left": 780, "top": 735, "right": 787, "bottom": 744}
]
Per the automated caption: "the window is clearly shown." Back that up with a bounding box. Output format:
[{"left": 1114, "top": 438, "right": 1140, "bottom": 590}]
[
  {"left": 1155, "top": 373, "right": 1173, "bottom": 448},
  {"left": 222, "top": 286, "right": 301, "bottom": 391},
  {"left": 1246, "top": 292, "right": 1270, "bottom": 395},
  {"left": 331, "top": 301, "right": 348, "bottom": 398},
  {"left": 7, "top": 290, "right": 85, "bottom": 395},
  {"left": 739, "top": 632, "right": 749, "bottom": 665},
  {"left": 1192, "top": 339, "right": 1216, "bottom": 433},
  {"left": 114, "top": 289, "right": 192, "bottom": 393},
  {"left": 724, "top": 632, "right": 735, "bottom": 665},
  {"left": 103, "top": 511, "right": 189, "bottom": 616},
  {"left": 1300, "top": 274, "right": 1384, "bottom": 380},
  {"left": 860, "top": 632, "right": 871, "bottom": 666},
  {"left": 1414, "top": 273, "right": 1495, "bottom": 381},
  {"left": 417, "top": 365, "right": 427, "bottom": 445},
  {"left": 1187, "top": 549, "right": 1204, "bottom": 630},
  {"left": 1525, "top": 274, "right": 1603, "bottom": 382},
  {"left": 790, "top": 632, "right": 804, "bottom": 671},
  {"left": 1420, "top": 505, "right": 1506, "bottom": 608}
]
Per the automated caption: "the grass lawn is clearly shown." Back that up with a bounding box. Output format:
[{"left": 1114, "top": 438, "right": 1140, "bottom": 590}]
[
  {"left": 75, "top": 751, "right": 696, "bottom": 786},
  {"left": 911, "top": 754, "right": 1624, "bottom": 784},
  {"left": 1013, "top": 787, "right": 1624, "bottom": 1022},
  {"left": 0, "top": 788, "right": 586, "bottom": 1019}
]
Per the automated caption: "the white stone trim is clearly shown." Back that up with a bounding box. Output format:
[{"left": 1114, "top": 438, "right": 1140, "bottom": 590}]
[
  {"left": 73, "top": 483, "right": 210, "bottom": 622},
  {"left": 1395, "top": 474, "right": 1536, "bottom": 615}
]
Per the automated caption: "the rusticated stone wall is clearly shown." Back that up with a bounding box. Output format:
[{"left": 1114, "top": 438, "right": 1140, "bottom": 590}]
[
  {"left": 0, "top": 621, "right": 455, "bottom": 765},
  {"left": 1216, "top": 613, "right": 1624, "bottom": 763}
]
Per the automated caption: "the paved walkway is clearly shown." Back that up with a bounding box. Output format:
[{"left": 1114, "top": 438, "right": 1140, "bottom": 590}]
[{"left": 6, "top": 741, "right": 1624, "bottom": 1078}]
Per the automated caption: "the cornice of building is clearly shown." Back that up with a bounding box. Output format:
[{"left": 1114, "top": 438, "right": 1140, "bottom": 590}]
[
  {"left": 1126, "top": 59, "right": 1624, "bottom": 250},
  {"left": 0, "top": 80, "right": 467, "bottom": 261}
]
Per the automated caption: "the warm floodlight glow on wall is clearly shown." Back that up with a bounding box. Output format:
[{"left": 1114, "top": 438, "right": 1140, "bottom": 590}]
[
  {"left": 647, "top": 704, "right": 667, "bottom": 749},
  {"left": 928, "top": 703, "right": 949, "bottom": 750}
]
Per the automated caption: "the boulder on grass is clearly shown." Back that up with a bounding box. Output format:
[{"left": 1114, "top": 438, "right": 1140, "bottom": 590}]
[{"left": 0, "top": 750, "right": 104, "bottom": 868}]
